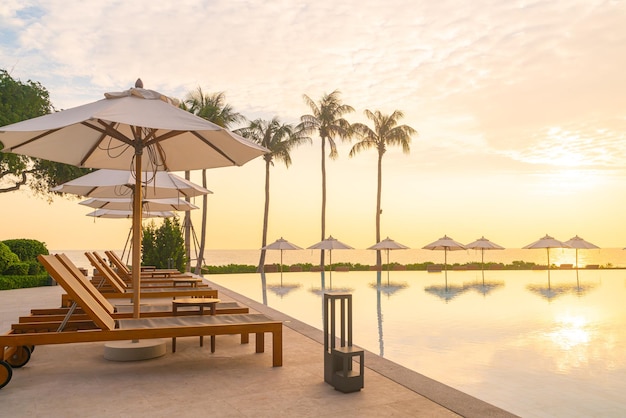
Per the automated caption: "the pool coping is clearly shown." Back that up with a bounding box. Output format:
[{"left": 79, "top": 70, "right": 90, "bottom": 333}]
[{"left": 205, "top": 278, "right": 520, "bottom": 418}]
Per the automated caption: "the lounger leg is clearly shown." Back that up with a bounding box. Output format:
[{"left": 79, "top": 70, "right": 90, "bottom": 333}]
[
  {"left": 172, "top": 337, "right": 177, "bottom": 353},
  {"left": 273, "top": 330, "right": 283, "bottom": 367},
  {"left": 255, "top": 332, "right": 264, "bottom": 353},
  {"left": 240, "top": 333, "right": 249, "bottom": 344}
]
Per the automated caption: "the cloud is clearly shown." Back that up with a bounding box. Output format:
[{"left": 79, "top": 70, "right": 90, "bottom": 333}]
[{"left": 1, "top": 0, "right": 624, "bottom": 171}]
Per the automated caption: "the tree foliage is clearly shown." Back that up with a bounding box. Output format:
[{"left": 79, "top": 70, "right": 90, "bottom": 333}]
[
  {"left": 0, "top": 69, "right": 92, "bottom": 198},
  {"left": 141, "top": 217, "right": 186, "bottom": 272}
]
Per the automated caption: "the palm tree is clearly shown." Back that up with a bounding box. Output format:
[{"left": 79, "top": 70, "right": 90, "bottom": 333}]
[
  {"left": 299, "top": 90, "right": 354, "bottom": 266},
  {"left": 236, "top": 118, "right": 310, "bottom": 272},
  {"left": 182, "top": 87, "right": 244, "bottom": 273},
  {"left": 349, "top": 110, "right": 417, "bottom": 268}
]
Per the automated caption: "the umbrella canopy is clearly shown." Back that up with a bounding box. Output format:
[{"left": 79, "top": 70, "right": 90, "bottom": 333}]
[
  {"left": 0, "top": 86, "right": 267, "bottom": 171},
  {"left": 0, "top": 82, "right": 268, "bottom": 319},
  {"left": 308, "top": 236, "right": 354, "bottom": 251},
  {"left": 262, "top": 237, "right": 303, "bottom": 251},
  {"left": 565, "top": 235, "right": 600, "bottom": 269},
  {"left": 80, "top": 197, "right": 199, "bottom": 212},
  {"left": 523, "top": 234, "right": 570, "bottom": 284},
  {"left": 368, "top": 237, "right": 409, "bottom": 285},
  {"left": 423, "top": 235, "right": 466, "bottom": 285},
  {"left": 51, "top": 169, "right": 212, "bottom": 199},
  {"left": 85, "top": 209, "right": 175, "bottom": 218},
  {"left": 465, "top": 236, "right": 505, "bottom": 279},
  {"left": 261, "top": 237, "right": 303, "bottom": 283}
]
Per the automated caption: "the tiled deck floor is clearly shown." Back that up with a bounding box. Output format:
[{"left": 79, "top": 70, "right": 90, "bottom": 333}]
[{"left": 1, "top": 283, "right": 517, "bottom": 417}]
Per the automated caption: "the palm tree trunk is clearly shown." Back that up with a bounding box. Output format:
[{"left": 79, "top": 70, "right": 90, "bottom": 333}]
[
  {"left": 376, "top": 152, "right": 383, "bottom": 268},
  {"left": 194, "top": 169, "right": 208, "bottom": 275},
  {"left": 320, "top": 137, "right": 326, "bottom": 267},
  {"left": 184, "top": 170, "right": 192, "bottom": 272},
  {"left": 257, "top": 159, "right": 271, "bottom": 272}
]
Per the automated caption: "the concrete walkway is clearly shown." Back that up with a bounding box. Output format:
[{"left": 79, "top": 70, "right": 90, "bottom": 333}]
[{"left": 1, "top": 283, "right": 517, "bottom": 417}]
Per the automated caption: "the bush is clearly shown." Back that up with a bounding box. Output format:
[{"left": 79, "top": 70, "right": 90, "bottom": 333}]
[
  {"left": 142, "top": 217, "right": 186, "bottom": 272},
  {"left": 0, "top": 273, "right": 49, "bottom": 290},
  {"left": 27, "top": 260, "right": 43, "bottom": 275},
  {"left": 0, "top": 242, "right": 20, "bottom": 273},
  {"left": 3, "top": 262, "right": 30, "bottom": 275},
  {"left": 2, "top": 239, "right": 48, "bottom": 261}
]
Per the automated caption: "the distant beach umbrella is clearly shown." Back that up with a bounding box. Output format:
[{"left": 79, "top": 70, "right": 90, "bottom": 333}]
[
  {"left": 261, "top": 237, "right": 303, "bottom": 284},
  {"left": 307, "top": 236, "right": 354, "bottom": 287},
  {"left": 368, "top": 237, "right": 409, "bottom": 285},
  {"left": 423, "top": 235, "right": 467, "bottom": 288},
  {"left": 465, "top": 236, "right": 505, "bottom": 281},
  {"left": 523, "top": 234, "right": 571, "bottom": 286},
  {"left": 564, "top": 235, "right": 599, "bottom": 269}
]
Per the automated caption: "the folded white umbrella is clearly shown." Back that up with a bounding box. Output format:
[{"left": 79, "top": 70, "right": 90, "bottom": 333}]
[
  {"left": 85, "top": 209, "right": 175, "bottom": 219},
  {"left": 52, "top": 169, "right": 212, "bottom": 199},
  {"left": 80, "top": 197, "right": 199, "bottom": 212}
]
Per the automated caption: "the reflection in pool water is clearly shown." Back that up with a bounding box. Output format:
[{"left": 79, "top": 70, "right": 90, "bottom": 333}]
[{"left": 208, "top": 269, "right": 626, "bottom": 417}]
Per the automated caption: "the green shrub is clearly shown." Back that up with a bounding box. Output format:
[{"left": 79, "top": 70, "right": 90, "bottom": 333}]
[
  {"left": 27, "top": 260, "right": 43, "bottom": 275},
  {"left": 0, "top": 242, "right": 20, "bottom": 273},
  {"left": 2, "top": 239, "right": 48, "bottom": 261},
  {"left": 0, "top": 273, "right": 49, "bottom": 290},
  {"left": 3, "top": 262, "right": 30, "bottom": 275}
]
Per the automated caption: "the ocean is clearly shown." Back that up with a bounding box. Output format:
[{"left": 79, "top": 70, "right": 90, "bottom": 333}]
[{"left": 55, "top": 247, "right": 626, "bottom": 272}]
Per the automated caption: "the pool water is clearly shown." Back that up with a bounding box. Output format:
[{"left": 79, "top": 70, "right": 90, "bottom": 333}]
[{"left": 207, "top": 269, "right": 626, "bottom": 418}]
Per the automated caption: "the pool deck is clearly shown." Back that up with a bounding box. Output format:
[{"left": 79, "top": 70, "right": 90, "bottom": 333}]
[{"left": 1, "top": 282, "right": 518, "bottom": 417}]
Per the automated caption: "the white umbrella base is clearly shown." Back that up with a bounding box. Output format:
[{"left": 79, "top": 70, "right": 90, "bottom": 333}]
[{"left": 103, "top": 339, "right": 167, "bottom": 361}]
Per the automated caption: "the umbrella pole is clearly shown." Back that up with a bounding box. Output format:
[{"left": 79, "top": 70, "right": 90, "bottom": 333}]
[
  {"left": 329, "top": 250, "right": 333, "bottom": 289},
  {"left": 386, "top": 249, "right": 390, "bottom": 286},
  {"left": 444, "top": 248, "right": 448, "bottom": 291},
  {"left": 547, "top": 248, "right": 551, "bottom": 289},
  {"left": 280, "top": 250, "right": 283, "bottom": 286},
  {"left": 132, "top": 154, "right": 142, "bottom": 319},
  {"left": 481, "top": 248, "right": 485, "bottom": 285}
]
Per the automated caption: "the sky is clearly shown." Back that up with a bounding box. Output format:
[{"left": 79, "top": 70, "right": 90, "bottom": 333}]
[{"left": 0, "top": 0, "right": 625, "bottom": 252}]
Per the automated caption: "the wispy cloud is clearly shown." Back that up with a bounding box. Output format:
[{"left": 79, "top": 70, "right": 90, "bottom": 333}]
[{"left": 1, "top": 0, "right": 624, "bottom": 171}]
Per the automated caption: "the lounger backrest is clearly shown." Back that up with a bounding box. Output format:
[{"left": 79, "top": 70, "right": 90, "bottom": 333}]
[
  {"left": 55, "top": 253, "right": 116, "bottom": 314},
  {"left": 105, "top": 250, "right": 132, "bottom": 277},
  {"left": 38, "top": 254, "right": 115, "bottom": 331},
  {"left": 85, "top": 252, "right": 127, "bottom": 293}
]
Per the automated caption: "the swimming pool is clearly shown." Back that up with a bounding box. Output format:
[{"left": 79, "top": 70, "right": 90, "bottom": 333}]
[{"left": 207, "top": 268, "right": 626, "bottom": 418}]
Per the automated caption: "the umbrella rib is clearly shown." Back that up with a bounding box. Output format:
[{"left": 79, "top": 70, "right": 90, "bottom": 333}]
[
  {"left": 189, "top": 131, "right": 238, "bottom": 166},
  {"left": 5, "top": 128, "right": 62, "bottom": 152}
]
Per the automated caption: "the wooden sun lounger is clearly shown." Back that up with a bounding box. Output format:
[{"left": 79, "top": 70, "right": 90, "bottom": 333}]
[
  {"left": 0, "top": 254, "right": 282, "bottom": 389},
  {"left": 104, "top": 250, "right": 187, "bottom": 279},
  {"left": 59, "top": 252, "right": 215, "bottom": 306},
  {"left": 89, "top": 252, "right": 202, "bottom": 286},
  {"left": 21, "top": 254, "right": 249, "bottom": 325}
]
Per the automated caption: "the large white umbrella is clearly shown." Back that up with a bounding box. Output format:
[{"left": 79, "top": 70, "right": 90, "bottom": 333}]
[
  {"left": 52, "top": 169, "right": 212, "bottom": 199},
  {"left": 564, "top": 235, "right": 599, "bottom": 269},
  {"left": 523, "top": 234, "right": 571, "bottom": 285},
  {"left": 80, "top": 197, "right": 199, "bottom": 212},
  {"left": 465, "top": 236, "right": 505, "bottom": 281},
  {"left": 261, "top": 237, "right": 303, "bottom": 283},
  {"left": 423, "top": 235, "right": 467, "bottom": 287},
  {"left": 0, "top": 82, "right": 267, "bottom": 318},
  {"left": 307, "top": 236, "right": 354, "bottom": 286},
  {"left": 368, "top": 237, "right": 409, "bottom": 285}
]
